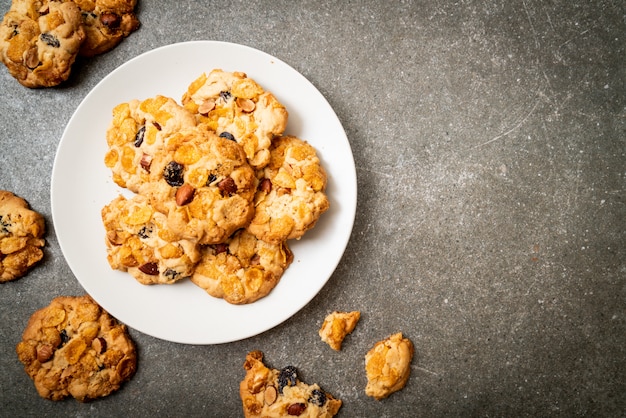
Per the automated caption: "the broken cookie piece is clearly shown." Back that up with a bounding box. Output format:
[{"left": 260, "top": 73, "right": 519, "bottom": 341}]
[
  {"left": 0, "top": 190, "right": 45, "bottom": 282},
  {"left": 364, "top": 332, "right": 414, "bottom": 400},
  {"left": 240, "top": 350, "right": 342, "bottom": 417},
  {"left": 318, "top": 310, "right": 360, "bottom": 351}
]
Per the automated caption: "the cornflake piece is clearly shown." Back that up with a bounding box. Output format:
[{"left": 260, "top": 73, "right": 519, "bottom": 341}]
[
  {"left": 364, "top": 332, "right": 414, "bottom": 400},
  {"left": 318, "top": 311, "right": 361, "bottom": 351}
]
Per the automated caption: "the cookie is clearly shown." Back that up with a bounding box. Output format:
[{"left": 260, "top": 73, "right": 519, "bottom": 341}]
[
  {"left": 181, "top": 69, "right": 288, "bottom": 168},
  {"left": 0, "top": 0, "right": 86, "bottom": 87},
  {"left": 364, "top": 332, "right": 414, "bottom": 400},
  {"left": 73, "top": 0, "right": 139, "bottom": 57},
  {"left": 101, "top": 194, "right": 200, "bottom": 285},
  {"left": 191, "top": 229, "right": 293, "bottom": 304},
  {"left": 0, "top": 190, "right": 45, "bottom": 282},
  {"left": 104, "top": 95, "right": 197, "bottom": 192},
  {"left": 15, "top": 295, "right": 137, "bottom": 401},
  {"left": 240, "top": 351, "right": 342, "bottom": 418},
  {"left": 318, "top": 311, "right": 360, "bottom": 351},
  {"left": 247, "top": 136, "right": 329, "bottom": 244},
  {"left": 139, "top": 124, "right": 257, "bottom": 245}
]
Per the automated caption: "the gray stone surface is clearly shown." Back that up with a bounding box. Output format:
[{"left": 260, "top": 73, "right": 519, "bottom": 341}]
[{"left": 1, "top": 0, "right": 624, "bottom": 416}]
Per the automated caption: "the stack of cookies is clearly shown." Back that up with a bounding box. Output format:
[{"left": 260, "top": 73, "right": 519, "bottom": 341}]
[
  {"left": 101, "top": 69, "right": 330, "bottom": 305},
  {"left": 0, "top": 0, "right": 140, "bottom": 88}
]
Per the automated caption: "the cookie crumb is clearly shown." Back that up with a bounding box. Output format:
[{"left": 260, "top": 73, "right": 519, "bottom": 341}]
[{"left": 318, "top": 310, "right": 360, "bottom": 351}]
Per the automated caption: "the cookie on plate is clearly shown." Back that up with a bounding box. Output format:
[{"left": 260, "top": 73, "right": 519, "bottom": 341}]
[
  {"left": 240, "top": 351, "right": 342, "bottom": 418},
  {"left": 101, "top": 194, "right": 200, "bottom": 285},
  {"left": 0, "top": 190, "right": 45, "bottom": 282},
  {"left": 318, "top": 310, "right": 360, "bottom": 351},
  {"left": 181, "top": 69, "right": 288, "bottom": 168},
  {"left": 247, "top": 135, "right": 329, "bottom": 244},
  {"left": 364, "top": 332, "right": 414, "bottom": 400},
  {"left": 139, "top": 125, "right": 257, "bottom": 245},
  {"left": 15, "top": 295, "right": 137, "bottom": 401},
  {"left": 191, "top": 229, "right": 293, "bottom": 304},
  {"left": 0, "top": 0, "right": 86, "bottom": 87},
  {"left": 104, "top": 95, "right": 197, "bottom": 192},
  {"left": 73, "top": 0, "right": 140, "bottom": 57}
]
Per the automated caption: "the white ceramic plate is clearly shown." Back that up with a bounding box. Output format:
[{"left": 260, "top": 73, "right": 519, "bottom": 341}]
[{"left": 51, "top": 41, "right": 356, "bottom": 344}]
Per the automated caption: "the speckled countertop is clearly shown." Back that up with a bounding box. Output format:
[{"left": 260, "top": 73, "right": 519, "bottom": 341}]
[{"left": 1, "top": 1, "right": 624, "bottom": 417}]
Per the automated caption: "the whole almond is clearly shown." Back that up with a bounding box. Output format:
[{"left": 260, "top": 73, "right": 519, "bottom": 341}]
[{"left": 176, "top": 184, "right": 195, "bottom": 206}]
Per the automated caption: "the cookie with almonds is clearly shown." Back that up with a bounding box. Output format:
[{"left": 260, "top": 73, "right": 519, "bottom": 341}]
[
  {"left": 364, "top": 332, "right": 414, "bottom": 400},
  {"left": 0, "top": 0, "right": 85, "bottom": 87},
  {"left": 104, "top": 95, "right": 197, "bottom": 192},
  {"left": 191, "top": 229, "right": 293, "bottom": 305},
  {"left": 247, "top": 135, "right": 329, "bottom": 244},
  {"left": 0, "top": 190, "right": 45, "bottom": 282},
  {"left": 73, "top": 0, "right": 139, "bottom": 57},
  {"left": 16, "top": 295, "right": 137, "bottom": 401},
  {"left": 101, "top": 194, "right": 200, "bottom": 285},
  {"left": 139, "top": 125, "right": 257, "bottom": 245},
  {"left": 181, "top": 69, "right": 288, "bottom": 168},
  {"left": 240, "top": 351, "right": 342, "bottom": 418}
]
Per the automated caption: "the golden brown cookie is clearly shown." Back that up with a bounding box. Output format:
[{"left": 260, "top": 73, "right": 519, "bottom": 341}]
[
  {"left": 364, "top": 332, "right": 414, "bottom": 400},
  {"left": 181, "top": 69, "right": 288, "bottom": 168},
  {"left": 73, "top": 0, "right": 139, "bottom": 57},
  {"left": 191, "top": 229, "right": 293, "bottom": 304},
  {"left": 240, "top": 351, "right": 342, "bottom": 418},
  {"left": 16, "top": 295, "right": 137, "bottom": 401},
  {"left": 318, "top": 311, "right": 360, "bottom": 351},
  {"left": 104, "top": 95, "right": 197, "bottom": 193},
  {"left": 0, "top": 190, "right": 45, "bottom": 282},
  {"left": 139, "top": 124, "right": 257, "bottom": 245},
  {"left": 0, "top": 0, "right": 86, "bottom": 87},
  {"left": 247, "top": 136, "right": 329, "bottom": 244},
  {"left": 101, "top": 194, "right": 200, "bottom": 285}
]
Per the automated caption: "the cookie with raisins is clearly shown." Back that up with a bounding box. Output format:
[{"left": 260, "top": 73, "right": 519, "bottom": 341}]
[
  {"left": 0, "top": 190, "right": 45, "bottom": 282},
  {"left": 191, "top": 229, "right": 293, "bottom": 305},
  {"left": 364, "top": 332, "right": 414, "bottom": 400},
  {"left": 104, "top": 95, "right": 197, "bottom": 192},
  {"left": 0, "top": 0, "right": 85, "bottom": 87},
  {"left": 181, "top": 69, "right": 288, "bottom": 168},
  {"left": 74, "top": 0, "right": 140, "bottom": 57},
  {"left": 247, "top": 135, "right": 329, "bottom": 244},
  {"left": 240, "top": 351, "right": 342, "bottom": 418},
  {"left": 101, "top": 194, "right": 200, "bottom": 285},
  {"left": 16, "top": 295, "right": 137, "bottom": 401},
  {"left": 138, "top": 125, "right": 257, "bottom": 245}
]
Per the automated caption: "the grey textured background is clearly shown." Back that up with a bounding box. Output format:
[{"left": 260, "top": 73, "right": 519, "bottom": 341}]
[{"left": 1, "top": 1, "right": 624, "bottom": 417}]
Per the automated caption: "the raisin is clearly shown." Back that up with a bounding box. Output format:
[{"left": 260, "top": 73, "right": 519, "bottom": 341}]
[
  {"left": 163, "top": 161, "right": 184, "bottom": 187},
  {"left": 138, "top": 225, "right": 153, "bottom": 239},
  {"left": 217, "top": 177, "right": 237, "bottom": 196},
  {"left": 219, "top": 91, "right": 232, "bottom": 102},
  {"left": 59, "top": 329, "right": 69, "bottom": 347},
  {"left": 0, "top": 215, "right": 10, "bottom": 234},
  {"left": 164, "top": 269, "right": 180, "bottom": 280},
  {"left": 206, "top": 173, "right": 217, "bottom": 186},
  {"left": 100, "top": 12, "right": 121, "bottom": 29},
  {"left": 134, "top": 126, "right": 146, "bottom": 147},
  {"left": 309, "top": 389, "right": 326, "bottom": 407},
  {"left": 138, "top": 262, "right": 159, "bottom": 275},
  {"left": 153, "top": 122, "right": 162, "bottom": 131},
  {"left": 278, "top": 366, "right": 298, "bottom": 394},
  {"left": 40, "top": 33, "right": 60, "bottom": 47},
  {"left": 219, "top": 131, "right": 236, "bottom": 141},
  {"left": 213, "top": 243, "right": 229, "bottom": 254}
]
